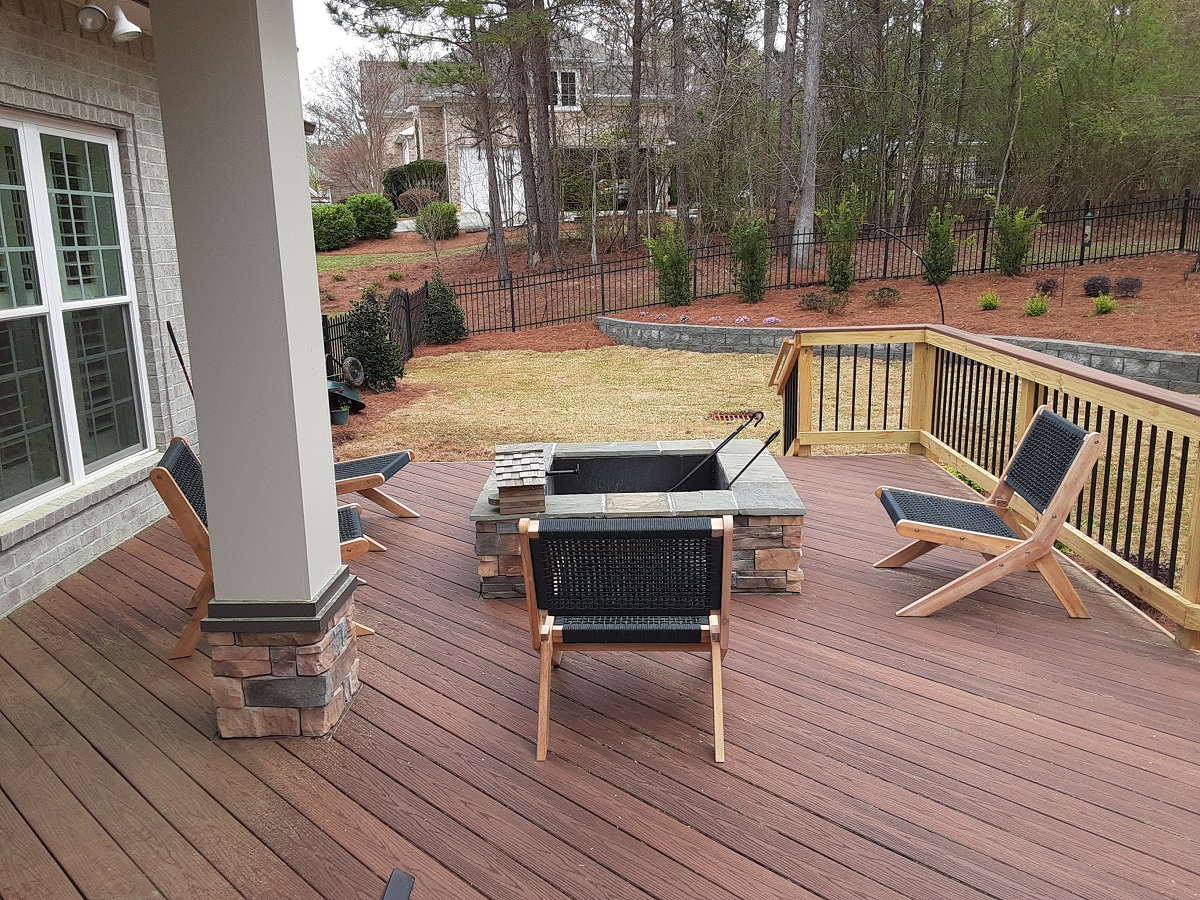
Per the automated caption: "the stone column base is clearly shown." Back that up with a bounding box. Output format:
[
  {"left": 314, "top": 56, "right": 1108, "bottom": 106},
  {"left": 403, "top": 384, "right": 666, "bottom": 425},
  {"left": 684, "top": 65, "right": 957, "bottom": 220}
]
[
  {"left": 731, "top": 515, "right": 804, "bottom": 593},
  {"left": 208, "top": 600, "right": 361, "bottom": 738}
]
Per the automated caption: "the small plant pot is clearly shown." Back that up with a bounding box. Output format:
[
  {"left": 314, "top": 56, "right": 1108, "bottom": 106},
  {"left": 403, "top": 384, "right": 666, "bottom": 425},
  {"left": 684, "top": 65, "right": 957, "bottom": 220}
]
[{"left": 330, "top": 408, "right": 350, "bottom": 426}]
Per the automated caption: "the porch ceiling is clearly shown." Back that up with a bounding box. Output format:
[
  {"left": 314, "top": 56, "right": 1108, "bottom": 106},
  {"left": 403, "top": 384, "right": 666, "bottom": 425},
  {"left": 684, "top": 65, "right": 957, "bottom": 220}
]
[{"left": 1, "top": 455, "right": 1198, "bottom": 898}]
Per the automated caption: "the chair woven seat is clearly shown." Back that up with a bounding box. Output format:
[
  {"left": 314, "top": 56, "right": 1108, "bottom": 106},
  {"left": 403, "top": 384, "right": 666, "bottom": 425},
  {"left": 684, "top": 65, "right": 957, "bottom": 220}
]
[
  {"left": 334, "top": 450, "right": 411, "bottom": 482},
  {"left": 338, "top": 505, "right": 365, "bottom": 542},
  {"left": 558, "top": 615, "right": 709, "bottom": 643},
  {"left": 879, "top": 488, "right": 1019, "bottom": 538}
]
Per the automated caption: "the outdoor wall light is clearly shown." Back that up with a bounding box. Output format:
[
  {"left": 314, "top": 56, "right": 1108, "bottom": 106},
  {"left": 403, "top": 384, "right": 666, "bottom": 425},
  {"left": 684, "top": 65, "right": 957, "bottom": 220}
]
[{"left": 76, "top": 3, "right": 143, "bottom": 41}]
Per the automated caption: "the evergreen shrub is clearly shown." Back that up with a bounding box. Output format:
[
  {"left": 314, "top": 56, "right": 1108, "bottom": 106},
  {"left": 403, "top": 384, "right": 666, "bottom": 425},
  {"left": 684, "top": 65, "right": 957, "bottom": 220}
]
[
  {"left": 312, "top": 203, "right": 357, "bottom": 252},
  {"left": 344, "top": 286, "right": 404, "bottom": 391},
  {"left": 423, "top": 270, "right": 469, "bottom": 345},
  {"left": 646, "top": 222, "right": 692, "bottom": 306},
  {"left": 991, "top": 202, "right": 1044, "bottom": 276},
  {"left": 345, "top": 193, "right": 397, "bottom": 240},
  {"left": 728, "top": 212, "right": 770, "bottom": 303}
]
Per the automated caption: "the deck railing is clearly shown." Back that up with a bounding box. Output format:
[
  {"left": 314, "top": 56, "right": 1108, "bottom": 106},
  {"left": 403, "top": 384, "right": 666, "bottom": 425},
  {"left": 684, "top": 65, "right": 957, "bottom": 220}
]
[{"left": 770, "top": 324, "right": 1200, "bottom": 650}]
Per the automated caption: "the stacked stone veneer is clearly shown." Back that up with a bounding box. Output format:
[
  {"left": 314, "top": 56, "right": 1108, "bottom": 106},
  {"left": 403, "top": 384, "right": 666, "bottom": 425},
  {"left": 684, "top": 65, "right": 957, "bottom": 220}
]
[
  {"left": 472, "top": 440, "right": 806, "bottom": 598},
  {"left": 208, "top": 601, "right": 360, "bottom": 738}
]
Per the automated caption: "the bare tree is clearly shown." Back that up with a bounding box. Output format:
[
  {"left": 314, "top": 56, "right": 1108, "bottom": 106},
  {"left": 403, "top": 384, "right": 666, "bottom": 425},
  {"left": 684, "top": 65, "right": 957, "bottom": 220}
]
[
  {"left": 305, "top": 50, "right": 409, "bottom": 198},
  {"left": 791, "top": 0, "right": 824, "bottom": 269}
]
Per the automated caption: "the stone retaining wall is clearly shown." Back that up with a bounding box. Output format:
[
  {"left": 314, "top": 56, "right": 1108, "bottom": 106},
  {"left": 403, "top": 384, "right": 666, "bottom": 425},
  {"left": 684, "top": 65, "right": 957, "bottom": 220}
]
[{"left": 596, "top": 317, "right": 1200, "bottom": 394}]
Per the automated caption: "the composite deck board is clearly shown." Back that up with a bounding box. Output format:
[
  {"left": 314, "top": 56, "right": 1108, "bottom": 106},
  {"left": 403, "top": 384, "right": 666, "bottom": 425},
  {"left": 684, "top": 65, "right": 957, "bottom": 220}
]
[{"left": 1, "top": 455, "right": 1198, "bottom": 899}]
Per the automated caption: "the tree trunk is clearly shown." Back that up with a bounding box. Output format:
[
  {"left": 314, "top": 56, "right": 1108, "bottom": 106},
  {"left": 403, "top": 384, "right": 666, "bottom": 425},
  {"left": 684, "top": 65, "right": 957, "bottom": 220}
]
[
  {"left": 906, "top": 0, "right": 934, "bottom": 223},
  {"left": 872, "top": 0, "right": 888, "bottom": 225},
  {"left": 996, "top": 0, "right": 1028, "bottom": 205},
  {"left": 792, "top": 0, "right": 825, "bottom": 270},
  {"left": 529, "top": 0, "right": 563, "bottom": 267},
  {"left": 470, "top": 21, "right": 509, "bottom": 281},
  {"left": 507, "top": 0, "right": 542, "bottom": 268},
  {"left": 762, "top": 0, "right": 779, "bottom": 107},
  {"left": 671, "top": 0, "right": 689, "bottom": 241},
  {"left": 943, "top": 0, "right": 977, "bottom": 199},
  {"left": 625, "top": 0, "right": 645, "bottom": 248},
  {"left": 888, "top": 19, "right": 914, "bottom": 229},
  {"left": 774, "top": 0, "right": 801, "bottom": 234}
]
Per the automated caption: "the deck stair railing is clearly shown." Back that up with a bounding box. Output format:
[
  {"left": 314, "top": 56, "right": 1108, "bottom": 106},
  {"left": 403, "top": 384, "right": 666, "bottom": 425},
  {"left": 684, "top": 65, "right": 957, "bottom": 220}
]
[{"left": 770, "top": 324, "right": 1200, "bottom": 650}]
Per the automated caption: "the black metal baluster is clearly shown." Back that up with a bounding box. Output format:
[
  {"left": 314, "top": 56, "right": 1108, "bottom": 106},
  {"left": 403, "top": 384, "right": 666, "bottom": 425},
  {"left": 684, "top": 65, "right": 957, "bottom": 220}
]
[
  {"left": 1098, "top": 410, "right": 1117, "bottom": 547},
  {"left": 866, "top": 344, "right": 876, "bottom": 431},
  {"left": 1085, "top": 404, "right": 1102, "bottom": 535},
  {"left": 1124, "top": 419, "right": 1144, "bottom": 559},
  {"left": 850, "top": 344, "right": 859, "bottom": 430},
  {"left": 1167, "top": 436, "right": 1189, "bottom": 588},
  {"left": 1151, "top": 430, "right": 1174, "bottom": 582},
  {"left": 1137, "top": 425, "right": 1157, "bottom": 568},
  {"left": 1110, "top": 414, "right": 1129, "bottom": 552},
  {"left": 834, "top": 346, "right": 843, "bottom": 431},
  {"left": 817, "top": 346, "right": 826, "bottom": 431},
  {"left": 898, "top": 343, "right": 909, "bottom": 430},
  {"left": 883, "top": 344, "right": 893, "bottom": 429}
]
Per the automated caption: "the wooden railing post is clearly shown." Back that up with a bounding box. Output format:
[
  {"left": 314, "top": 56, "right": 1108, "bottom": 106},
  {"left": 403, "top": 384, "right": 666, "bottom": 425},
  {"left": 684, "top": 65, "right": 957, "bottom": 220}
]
[
  {"left": 795, "top": 345, "right": 814, "bottom": 456},
  {"left": 907, "top": 340, "right": 935, "bottom": 455},
  {"left": 1174, "top": 440, "right": 1200, "bottom": 650}
]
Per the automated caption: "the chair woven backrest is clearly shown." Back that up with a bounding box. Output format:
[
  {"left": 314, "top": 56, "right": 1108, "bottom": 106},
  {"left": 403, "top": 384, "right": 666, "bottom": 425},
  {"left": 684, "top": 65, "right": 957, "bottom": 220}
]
[
  {"left": 1004, "top": 408, "right": 1091, "bottom": 513},
  {"left": 159, "top": 439, "right": 208, "bottom": 528},
  {"left": 528, "top": 517, "right": 724, "bottom": 617}
]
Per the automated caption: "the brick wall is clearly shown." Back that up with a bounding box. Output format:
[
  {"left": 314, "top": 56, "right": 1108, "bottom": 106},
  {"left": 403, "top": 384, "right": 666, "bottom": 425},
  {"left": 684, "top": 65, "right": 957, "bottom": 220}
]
[{"left": 1, "top": 1, "right": 194, "bottom": 615}]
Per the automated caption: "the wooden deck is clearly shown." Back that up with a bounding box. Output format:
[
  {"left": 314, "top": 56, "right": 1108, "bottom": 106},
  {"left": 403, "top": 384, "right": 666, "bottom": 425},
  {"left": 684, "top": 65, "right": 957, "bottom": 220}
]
[{"left": 2, "top": 454, "right": 1199, "bottom": 900}]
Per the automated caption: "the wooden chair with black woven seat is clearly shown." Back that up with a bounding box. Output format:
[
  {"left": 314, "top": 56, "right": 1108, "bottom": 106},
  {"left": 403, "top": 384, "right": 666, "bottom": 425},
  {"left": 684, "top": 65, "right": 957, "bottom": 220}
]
[
  {"left": 518, "top": 515, "right": 734, "bottom": 763},
  {"left": 875, "top": 405, "right": 1103, "bottom": 619},
  {"left": 149, "top": 437, "right": 382, "bottom": 660},
  {"left": 335, "top": 450, "right": 419, "bottom": 521}
]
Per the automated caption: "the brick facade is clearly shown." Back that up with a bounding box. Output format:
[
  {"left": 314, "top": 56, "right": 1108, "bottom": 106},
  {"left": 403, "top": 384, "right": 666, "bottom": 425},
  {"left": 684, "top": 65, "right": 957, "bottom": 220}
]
[{"left": 0, "top": 2, "right": 194, "bottom": 615}]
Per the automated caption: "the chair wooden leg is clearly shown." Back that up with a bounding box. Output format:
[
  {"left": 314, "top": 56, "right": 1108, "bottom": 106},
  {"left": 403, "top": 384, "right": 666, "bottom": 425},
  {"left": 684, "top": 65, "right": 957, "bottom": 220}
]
[
  {"left": 365, "top": 535, "right": 388, "bottom": 553},
  {"left": 1033, "top": 554, "right": 1090, "bottom": 619},
  {"left": 551, "top": 650, "right": 563, "bottom": 667},
  {"left": 171, "top": 579, "right": 215, "bottom": 659},
  {"left": 875, "top": 540, "right": 938, "bottom": 569},
  {"left": 353, "top": 622, "right": 376, "bottom": 636},
  {"left": 186, "top": 572, "right": 213, "bottom": 610},
  {"left": 536, "top": 640, "right": 554, "bottom": 761},
  {"left": 711, "top": 642, "right": 725, "bottom": 764},
  {"left": 358, "top": 487, "right": 419, "bottom": 519},
  {"left": 896, "top": 546, "right": 1031, "bottom": 617}
]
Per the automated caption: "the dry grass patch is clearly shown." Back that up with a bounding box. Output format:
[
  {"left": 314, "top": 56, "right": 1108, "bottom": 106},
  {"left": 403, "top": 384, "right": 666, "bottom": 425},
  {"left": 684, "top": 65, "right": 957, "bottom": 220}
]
[{"left": 334, "top": 346, "right": 784, "bottom": 462}]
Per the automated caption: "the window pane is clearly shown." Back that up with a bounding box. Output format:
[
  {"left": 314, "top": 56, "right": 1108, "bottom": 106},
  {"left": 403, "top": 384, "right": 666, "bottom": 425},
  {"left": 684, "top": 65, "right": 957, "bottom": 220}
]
[
  {"left": 0, "top": 127, "right": 42, "bottom": 310},
  {"left": 0, "top": 317, "right": 64, "bottom": 506},
  {"left": 41, "top": 134, "right": 125, "bottom": 301},
  {"left": 65, "top": 305, "right": 141, "bottom": 468}
]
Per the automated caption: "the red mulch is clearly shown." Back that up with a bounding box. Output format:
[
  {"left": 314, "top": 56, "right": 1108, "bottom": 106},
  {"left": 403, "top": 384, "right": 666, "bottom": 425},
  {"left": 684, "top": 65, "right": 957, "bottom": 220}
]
[{"left": 320, "top": 227, "right": 1200, "bottom": 354}]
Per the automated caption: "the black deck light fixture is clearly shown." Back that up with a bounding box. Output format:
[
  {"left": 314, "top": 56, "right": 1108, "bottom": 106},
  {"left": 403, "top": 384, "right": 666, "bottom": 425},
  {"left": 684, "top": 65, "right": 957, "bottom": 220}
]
[{"left": 866, "top": 223, "right": 946, "bottom": 326}]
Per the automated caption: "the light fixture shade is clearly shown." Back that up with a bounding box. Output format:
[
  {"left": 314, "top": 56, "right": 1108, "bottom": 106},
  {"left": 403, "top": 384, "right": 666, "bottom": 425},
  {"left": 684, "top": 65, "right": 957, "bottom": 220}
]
[
  {"left": 110, "top": 4, "right": 143, "bottom": 42},
  {"left": 77, "top": 4, "right": 108, "bottom": 32}
]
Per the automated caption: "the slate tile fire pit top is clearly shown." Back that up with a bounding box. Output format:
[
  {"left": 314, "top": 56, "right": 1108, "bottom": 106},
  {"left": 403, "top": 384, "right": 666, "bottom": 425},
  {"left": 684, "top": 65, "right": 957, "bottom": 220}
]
[{"left": 470, "top": 439, "right": 805, "bottom": 521}]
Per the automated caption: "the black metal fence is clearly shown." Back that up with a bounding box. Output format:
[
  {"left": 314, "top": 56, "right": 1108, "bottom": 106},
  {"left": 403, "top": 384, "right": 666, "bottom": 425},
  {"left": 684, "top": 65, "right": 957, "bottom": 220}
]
[
  {"left": 322, "top": 283, "right": 429, "bottom": 365},
  {"left": 444, "top": 191, "right": 1197, "bottom": 335}
]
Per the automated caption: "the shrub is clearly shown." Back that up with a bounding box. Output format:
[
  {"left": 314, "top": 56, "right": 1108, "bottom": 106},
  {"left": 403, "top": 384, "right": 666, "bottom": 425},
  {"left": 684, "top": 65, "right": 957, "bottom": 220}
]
[
  {"left": 922, "top": 204, "right": 960, "bottom": 286},
  {"left": 1024, "top": 292, "right": 1050, "bottom": 317},
  {"left": 387, "top": 271, "right": 403, "bottom": 281},
  {"left": 1114, "top": 276, "right": 1142, "bottom": 298},
  {"left": 817, "top": 185, "right": 866, "bottom": 293},
  {"left": 728, "top": 212, "right": 770, "bottom": 304},
  {"left": 824, "top": 293, "right": 850, "bottom": 315},
  {"left": 1093, "top": 293, "right": 1115, "bottom": 314},
  {"left": 1082, "top": 274, "right": 1112, "bottom": 297},
  {"left": 1035, "top": 275, "right": 1059, "bottom": 294},
  {"left": 383, "top": 160, "right": 448, "bottom": 202},
  {"left": 344, "top": 287, "right": 404, "bottom": 391},
  {"left": 415, "top": 201, "right": 459, "bottom": 240},
  {"left": 422, "top": 269, "right": 469, "bottom": 345},
  {"left": 799, "top": 290, "right": 827, "bottom": 311},
  {"left": 991, "top": 202, "right": 1044, "bottom": 276},
  {"left": 331, "top": 273, "right": 346, "bottom": 282},
  {"left": 645, "top": 221, "right": 692, "bottom": 306},
  {"left": 979, "top": 291, "right": 1000, "bottom": 311},
  {"left": 344, "top": 192, "right": 397, "bottom": 240},
  {"left": 866, "top": 286, "right": 901, "bottom": 308},
  {"left": 397, "top": 188, "right": 440, "bottom": 217},
  {"left": 311, "top": 203, "right": 357, "bottom": 252}
]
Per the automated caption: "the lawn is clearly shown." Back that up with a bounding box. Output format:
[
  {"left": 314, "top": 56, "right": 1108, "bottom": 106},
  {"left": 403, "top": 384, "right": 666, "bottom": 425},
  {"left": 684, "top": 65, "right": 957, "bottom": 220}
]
[{"left": 332, "top": 346, "right": 785, "bottom": 462}]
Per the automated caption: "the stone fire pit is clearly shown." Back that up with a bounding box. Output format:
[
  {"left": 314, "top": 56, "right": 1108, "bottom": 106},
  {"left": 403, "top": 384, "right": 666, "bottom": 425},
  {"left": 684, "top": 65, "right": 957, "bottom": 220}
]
[{"left": 470, "top": 439, "right": 805, "bottom": 598}]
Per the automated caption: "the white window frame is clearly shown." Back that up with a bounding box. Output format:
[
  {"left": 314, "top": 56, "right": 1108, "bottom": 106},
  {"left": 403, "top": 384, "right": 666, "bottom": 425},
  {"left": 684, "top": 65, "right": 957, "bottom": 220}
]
[
  {"left": 0, "top": 110, "right": 153, "bottom": 519},
  {"left": 551, "top": 70, "right": 580, "bottom": 110}
]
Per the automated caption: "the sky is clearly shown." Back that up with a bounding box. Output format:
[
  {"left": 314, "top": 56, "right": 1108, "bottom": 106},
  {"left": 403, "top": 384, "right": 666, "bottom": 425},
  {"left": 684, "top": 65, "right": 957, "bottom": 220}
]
[{"left": 293, "top": 0, "right": 374, "bottom": 98}]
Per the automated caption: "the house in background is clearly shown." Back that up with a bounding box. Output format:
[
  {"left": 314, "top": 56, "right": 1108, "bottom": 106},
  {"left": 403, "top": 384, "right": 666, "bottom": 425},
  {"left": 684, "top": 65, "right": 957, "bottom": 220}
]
[{"left": 378, "top": 34, "right": 673, "bottom": 227}]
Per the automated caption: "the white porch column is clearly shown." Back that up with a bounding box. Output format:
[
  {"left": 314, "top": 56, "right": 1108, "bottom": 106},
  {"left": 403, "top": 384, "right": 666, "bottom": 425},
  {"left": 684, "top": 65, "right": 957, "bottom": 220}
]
[{"left": 154, "top": 1, "right": 358, "bottom": 737}]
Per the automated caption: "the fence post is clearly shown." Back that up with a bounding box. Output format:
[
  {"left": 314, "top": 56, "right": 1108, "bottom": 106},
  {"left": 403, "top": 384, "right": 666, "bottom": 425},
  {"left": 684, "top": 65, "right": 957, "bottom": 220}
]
[
  {"left": 691, "top": 247, "right": 699, "bottom": 299},
  {"left": 599, "top": 258, "right": 606, "bottom": 313},
  {"left": 785, "top": 233, "right": 794, "bottom": 287},
  {"left": 320, "top": 314, "right": 330, "bottom": 358},
  {"left": 403, "top": 289, "right": 415, "bottom": 360},
  {"left": 1180, "top": 188, "right": 1193, "bottom": 252},
  {"left": 1077, "top": 198, "right": 1091, "bottom": 267},
  {"left": 507, "top": 273, "right": 517, "bottom": 332},
  {"left": 881, "top": 231, "right": 891, "bottom": 280},
  {"left": 979, "top": 209, "right": 991, "bottom": 273}
]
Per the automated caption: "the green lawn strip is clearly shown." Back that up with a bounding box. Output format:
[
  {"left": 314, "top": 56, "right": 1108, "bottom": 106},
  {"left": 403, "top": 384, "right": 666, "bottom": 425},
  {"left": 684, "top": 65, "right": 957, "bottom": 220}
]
[{"left": 317, "top": 245, "right": 477, "bottom": 273}]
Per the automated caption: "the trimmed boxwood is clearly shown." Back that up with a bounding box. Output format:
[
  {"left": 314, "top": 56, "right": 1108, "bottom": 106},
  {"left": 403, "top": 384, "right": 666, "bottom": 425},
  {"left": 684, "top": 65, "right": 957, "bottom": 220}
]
[
  {"left": 415, "top": 201, "right": 459, "bottom": 240},
  {"left": 345, "top": 192, "right": 397, "bottom": 240},
  {"left": 312, "top": 203, "right": 357, "bottom": 252}
]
